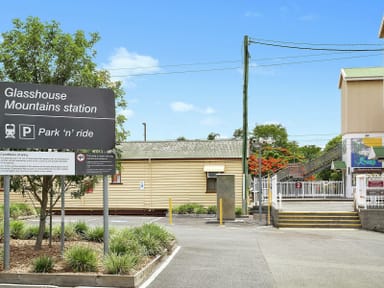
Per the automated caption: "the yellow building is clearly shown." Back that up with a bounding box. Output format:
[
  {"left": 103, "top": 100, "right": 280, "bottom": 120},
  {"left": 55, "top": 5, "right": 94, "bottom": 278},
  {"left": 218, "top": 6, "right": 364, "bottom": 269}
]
[
  {"left": 338, "top": 67, "right": 384, "bottom": 197},
  {"left": 1, "top": 139, "right": 243, "bottom": 215}
]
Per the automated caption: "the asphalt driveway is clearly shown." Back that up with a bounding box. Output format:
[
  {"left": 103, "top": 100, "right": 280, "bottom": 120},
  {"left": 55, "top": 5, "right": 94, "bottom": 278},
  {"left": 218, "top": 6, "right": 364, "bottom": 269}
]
[{"left": 144, "top": 216, "right": 384, "bottom": 288}]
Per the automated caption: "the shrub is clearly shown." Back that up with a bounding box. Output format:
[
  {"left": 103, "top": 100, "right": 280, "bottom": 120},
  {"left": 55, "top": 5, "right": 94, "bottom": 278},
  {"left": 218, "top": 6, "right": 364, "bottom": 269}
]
[
  {"left": 52, "top": 223, "right": 78, "bottom": 241},
  {"left": 140, "top": 223, "right": 175, "bottom": 251},
  {"left": 104, "top": 253, "right": 138, "bottom": 275},
  {"left": 84, "top": 226, "right": 104, "bottom": 242},
  {"left": 10, "top": 220, "right": 25, "bottom": 239},
  {"left": 32, "top": 255, "right": 54, "bottom": 273},
  {"left": 175, "top": 203, "right": 206, "bottom": 214},
  {"left": 194, "top": 206, "right": 208, "bottom": 214},
  {"left": 73, "top": 220, "right": 89, "bottom": 237},
  {"left": 235, "top": 207, "right": 243, "bottom": 217},
  {"left": 10, "top": 203, "right": 36, "bottom": 219},
  {"left": 133, "top": 223, "right": 174, "bottom": 256},
  {"left": 110, "top": 229, "right": 144, "bottom": 257},
  {"left": 23, "top": 225, "right": 49, "bottom": 240},
  {"left": 207, "top": 205, "right": 217, "bottom": 214},
  {"left": 64, "top": 245, "right": 98, "bottom": 272}
]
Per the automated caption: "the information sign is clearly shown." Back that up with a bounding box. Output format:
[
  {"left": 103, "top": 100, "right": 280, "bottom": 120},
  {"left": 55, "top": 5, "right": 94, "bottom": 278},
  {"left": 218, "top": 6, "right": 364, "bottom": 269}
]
[
  {"left": 0, "top": 151, "right": 75, "bottom": 175},
  {"left": 0, "top": 82, "right": 115, "bottom": 150},
  {"left": 75, "top": 153, "right": 115, "bottom": 175}
]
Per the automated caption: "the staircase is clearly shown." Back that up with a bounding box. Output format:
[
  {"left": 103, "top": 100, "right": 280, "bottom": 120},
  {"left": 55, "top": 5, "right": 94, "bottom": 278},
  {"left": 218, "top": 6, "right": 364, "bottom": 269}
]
[
  {"left": 277, "top": 211, "right": 361, "bottom": 229},
  {"left": 276, "top": 144, "right": 342, "bottom": 181}
]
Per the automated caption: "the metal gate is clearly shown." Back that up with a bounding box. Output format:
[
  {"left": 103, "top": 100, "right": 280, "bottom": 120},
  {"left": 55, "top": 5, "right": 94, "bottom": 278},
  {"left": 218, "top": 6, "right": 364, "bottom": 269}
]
[{"left": 252, "top": 177, "right": 345, "bottom": 207}]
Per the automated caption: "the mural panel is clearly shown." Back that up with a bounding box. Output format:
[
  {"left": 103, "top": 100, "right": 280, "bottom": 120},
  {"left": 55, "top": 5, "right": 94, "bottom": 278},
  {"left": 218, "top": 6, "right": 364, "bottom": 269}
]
[{"left": 351, "top": 137, "right": 382, "bottom": 168}]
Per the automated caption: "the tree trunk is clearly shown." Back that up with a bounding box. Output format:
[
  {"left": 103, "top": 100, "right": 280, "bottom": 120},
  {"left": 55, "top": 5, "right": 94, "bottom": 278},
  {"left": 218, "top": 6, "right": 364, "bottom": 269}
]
[{"left": 34, "top": 176, "right": 50, "bottom": 250}]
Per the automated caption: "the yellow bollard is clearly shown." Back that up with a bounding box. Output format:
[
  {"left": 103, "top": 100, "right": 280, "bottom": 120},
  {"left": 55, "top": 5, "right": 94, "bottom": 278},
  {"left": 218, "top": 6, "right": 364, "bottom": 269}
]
[
  {"left": 169, "top": 198, "right": 173, "bottom": 225},
  {"left": 219, "top": 198, "right": 223, "bottom": 225}
]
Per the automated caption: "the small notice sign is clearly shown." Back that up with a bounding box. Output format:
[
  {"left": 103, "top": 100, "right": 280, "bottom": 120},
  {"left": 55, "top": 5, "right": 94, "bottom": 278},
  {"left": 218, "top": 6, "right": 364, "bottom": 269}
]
[
  {"left": 0, "top": 151, "right": 75, "bottom": 175},
  {"left": 75, "top": 153, "right": 115, "bottom": 175}
]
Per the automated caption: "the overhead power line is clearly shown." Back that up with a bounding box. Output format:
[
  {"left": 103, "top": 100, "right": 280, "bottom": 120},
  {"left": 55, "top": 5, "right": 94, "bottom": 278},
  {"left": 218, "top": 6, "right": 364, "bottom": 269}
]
[
  {"left": 108, "top": 38, "right": 383, "bottom": 77},
  {"left": 249, "top": 38, "right": 384, "bottom": 52},
  {"left": 111, "top": 52, "right": 381, "bottom": 77}
]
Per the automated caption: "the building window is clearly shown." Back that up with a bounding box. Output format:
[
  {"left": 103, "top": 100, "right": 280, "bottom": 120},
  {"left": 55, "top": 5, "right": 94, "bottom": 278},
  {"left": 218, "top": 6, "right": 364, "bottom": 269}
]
[
  {"left": 111, "top": 173, "right": 122, "bottom": 184},
  {"left": 206, "top": 172, "right": 218, "bottom": 193}
]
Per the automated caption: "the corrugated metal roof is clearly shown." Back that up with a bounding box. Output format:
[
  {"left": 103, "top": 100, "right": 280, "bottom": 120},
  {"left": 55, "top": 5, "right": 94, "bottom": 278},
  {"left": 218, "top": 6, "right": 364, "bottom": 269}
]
[
  {"left": 339, "top": 67, "right": 384, "bottom": 87},
  {"left": 118, "top": 139, "right": 243, "bottom": 159}
]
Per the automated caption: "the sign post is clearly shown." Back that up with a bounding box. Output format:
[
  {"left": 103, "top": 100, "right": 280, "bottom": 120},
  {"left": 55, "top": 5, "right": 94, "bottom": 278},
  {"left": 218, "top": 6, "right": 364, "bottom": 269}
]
[{"left": 0, "top": 82, "right": 116, "bottom": 267}]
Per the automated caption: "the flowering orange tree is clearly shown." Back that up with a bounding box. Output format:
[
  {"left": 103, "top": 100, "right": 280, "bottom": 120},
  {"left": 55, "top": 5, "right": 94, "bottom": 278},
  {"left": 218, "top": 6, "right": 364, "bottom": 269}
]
[{"left": 248, "top": 146, "right": 304, "bottom": 177}]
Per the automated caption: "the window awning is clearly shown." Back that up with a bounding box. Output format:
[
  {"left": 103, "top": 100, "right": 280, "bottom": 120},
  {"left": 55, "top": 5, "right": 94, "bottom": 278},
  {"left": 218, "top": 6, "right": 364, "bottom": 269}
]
[
  {"left": 368, "top": 146, "right": 384, "bottom": 160},
  {"left": 331, "top": 160, "right": 346, "bottom": 170},
  {"left": 203, "top": 165, "right": 225, "bottom": 172}
]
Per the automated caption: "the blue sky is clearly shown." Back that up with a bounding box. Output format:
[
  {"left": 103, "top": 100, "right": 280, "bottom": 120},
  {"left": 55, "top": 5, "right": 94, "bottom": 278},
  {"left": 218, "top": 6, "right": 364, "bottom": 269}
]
[{"left": 1, "top": 1, "right": 383, "bottom": 147}]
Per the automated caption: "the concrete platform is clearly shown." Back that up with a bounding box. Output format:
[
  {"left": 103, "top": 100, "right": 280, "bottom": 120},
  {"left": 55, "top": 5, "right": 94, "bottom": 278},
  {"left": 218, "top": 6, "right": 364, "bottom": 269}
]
[{"left": 279, "top": 200, "right": 355, "bottom": 212}]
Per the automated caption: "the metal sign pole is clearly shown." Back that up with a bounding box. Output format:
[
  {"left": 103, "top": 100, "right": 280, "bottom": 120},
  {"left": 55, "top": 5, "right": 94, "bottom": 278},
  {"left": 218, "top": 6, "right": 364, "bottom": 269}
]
[
  {"left": 60, "top": 175, "right": 65, "bottom": 256},
  {"left": 3, "top": 175, "right": 10, "bottom": 270},
  {"left": 103, "top": 175, "right": 109, "bottom": 255}
]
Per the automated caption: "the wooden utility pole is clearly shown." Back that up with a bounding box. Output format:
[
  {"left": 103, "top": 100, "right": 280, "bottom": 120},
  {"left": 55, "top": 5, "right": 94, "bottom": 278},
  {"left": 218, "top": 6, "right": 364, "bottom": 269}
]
[{"left": 242, "top": 35, "right": 249, "bottom": 214}]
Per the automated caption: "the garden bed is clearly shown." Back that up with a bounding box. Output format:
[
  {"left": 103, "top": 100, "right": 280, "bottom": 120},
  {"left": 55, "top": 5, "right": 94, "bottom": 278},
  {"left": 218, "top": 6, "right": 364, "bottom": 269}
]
[{"left": 0, "top": 239, "right": 177, "bottom": 288}]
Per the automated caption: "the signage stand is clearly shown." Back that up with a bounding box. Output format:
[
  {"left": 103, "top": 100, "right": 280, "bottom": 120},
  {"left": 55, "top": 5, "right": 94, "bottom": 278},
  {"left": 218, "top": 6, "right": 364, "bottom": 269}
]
[{"left": 1, "top": 82, "right": 116, "bottom": 268}]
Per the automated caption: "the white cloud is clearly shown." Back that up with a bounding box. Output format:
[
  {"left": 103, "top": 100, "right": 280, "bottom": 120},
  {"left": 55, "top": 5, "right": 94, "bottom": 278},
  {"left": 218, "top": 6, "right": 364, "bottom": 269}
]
[
  {"left": 170, "top": 101, "right": 215, "bottom": 114},
  {"left": 104, "top": 47, "right": 160, "bottom": 86},
  {"left": 201, "top": 107, "right": 215, "bottom": 115},
  {"left": 170, "top": 101, "right": 195, "bottom": 112}
]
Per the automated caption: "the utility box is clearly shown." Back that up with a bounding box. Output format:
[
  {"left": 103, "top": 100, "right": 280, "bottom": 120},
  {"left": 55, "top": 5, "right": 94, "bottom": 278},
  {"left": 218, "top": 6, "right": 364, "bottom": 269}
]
[{"left": 216, "top": 174, "right": 235, "bottom": 220}]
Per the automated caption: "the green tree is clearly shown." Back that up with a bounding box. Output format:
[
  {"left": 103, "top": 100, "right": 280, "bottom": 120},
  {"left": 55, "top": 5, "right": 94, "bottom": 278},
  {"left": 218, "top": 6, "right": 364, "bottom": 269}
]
[
  {"left": 207, "top": 132, "right": 220, "bottom": 140},
  {"left": 299, "top": 145, "right": 322, "bottom": 162},
  {"left": 252, "top": 124, "right": 289, "bottom": 148},
  {"left": 232, "top": 128, "right": 243, "bottom": 139},
  {"left": 323, "top": 135, "right": 342, "bottom": 152},
  {"left": 0, "top": 17, "right": 128, "bottom": 249}
]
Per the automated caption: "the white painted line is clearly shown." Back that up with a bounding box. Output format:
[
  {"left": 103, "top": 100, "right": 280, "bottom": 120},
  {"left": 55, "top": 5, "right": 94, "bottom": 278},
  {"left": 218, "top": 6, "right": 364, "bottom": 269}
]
[
  {"left": 149, "top": 217, "right": 163, "bottom": 223},
  {"left": 139, "top": 245, "right": 181, "bottom": 288}
]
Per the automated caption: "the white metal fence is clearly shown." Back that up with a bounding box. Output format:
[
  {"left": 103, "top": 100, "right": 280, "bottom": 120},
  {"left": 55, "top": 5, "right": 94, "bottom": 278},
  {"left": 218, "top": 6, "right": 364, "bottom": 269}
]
[
  {"left": 355, "top": 175, "right": 384, "bottom": 209},
  {"left": 253, "top": 176, "right": 344, "bottom": 209}
]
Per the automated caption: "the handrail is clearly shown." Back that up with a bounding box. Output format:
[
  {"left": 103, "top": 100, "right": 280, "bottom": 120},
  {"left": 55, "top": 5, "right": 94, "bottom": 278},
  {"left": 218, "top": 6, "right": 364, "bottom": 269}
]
[
  {"left": 303, "top": 145, "right": 342, "bottom": 177},
  {"left": 275, "top": 144, "right": 342, "bottom": 181}
]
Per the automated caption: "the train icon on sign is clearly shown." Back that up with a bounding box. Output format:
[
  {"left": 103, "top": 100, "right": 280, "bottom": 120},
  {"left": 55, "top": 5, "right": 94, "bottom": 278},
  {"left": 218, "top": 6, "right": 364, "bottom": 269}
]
[{"left": 5, "top": 124, "right": 16, "bottom": 139}]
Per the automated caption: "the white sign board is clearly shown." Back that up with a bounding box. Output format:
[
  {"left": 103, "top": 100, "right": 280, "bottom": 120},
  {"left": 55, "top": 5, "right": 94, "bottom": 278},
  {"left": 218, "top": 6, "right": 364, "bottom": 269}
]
[{"left": 0, "top": 151, "right": 75, "bottom": 175}]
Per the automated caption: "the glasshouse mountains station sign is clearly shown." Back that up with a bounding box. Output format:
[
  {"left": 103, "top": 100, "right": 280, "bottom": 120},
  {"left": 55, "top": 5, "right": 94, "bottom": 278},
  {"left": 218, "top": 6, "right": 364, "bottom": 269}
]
[{"left": 0, "top": 82, "right": 115, "bottom": 150}]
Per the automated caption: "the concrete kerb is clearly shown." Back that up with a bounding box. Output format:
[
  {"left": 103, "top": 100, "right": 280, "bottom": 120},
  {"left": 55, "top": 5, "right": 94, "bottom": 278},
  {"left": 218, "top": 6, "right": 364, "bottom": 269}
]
[{"left": 0, "top": 242, "right": 178, "bottom": 288}]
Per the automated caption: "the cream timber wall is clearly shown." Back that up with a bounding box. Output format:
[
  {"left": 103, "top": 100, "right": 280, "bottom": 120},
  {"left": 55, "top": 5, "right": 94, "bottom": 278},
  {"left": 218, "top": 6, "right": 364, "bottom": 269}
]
[
  {"left": 0, "top": 158, "right": 243, "bottom": 210},
  {"left": 341, "top": 79, "right": 384, "bottom": 134}
]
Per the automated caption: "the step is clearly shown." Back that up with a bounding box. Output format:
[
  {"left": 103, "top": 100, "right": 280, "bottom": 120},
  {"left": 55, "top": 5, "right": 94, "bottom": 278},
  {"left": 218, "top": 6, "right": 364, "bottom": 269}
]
[
  {"left": 278, "top": 223, "right": 362, "bottom": 228},
  {"left": 277, "top": 211, "right": 361, "bottom": 229}
]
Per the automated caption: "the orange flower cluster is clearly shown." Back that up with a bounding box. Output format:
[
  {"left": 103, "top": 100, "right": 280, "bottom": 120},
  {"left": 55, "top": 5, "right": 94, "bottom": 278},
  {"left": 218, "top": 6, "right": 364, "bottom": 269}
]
[{"left": 248, "top": 154, "right": 287, "bottom": 176}]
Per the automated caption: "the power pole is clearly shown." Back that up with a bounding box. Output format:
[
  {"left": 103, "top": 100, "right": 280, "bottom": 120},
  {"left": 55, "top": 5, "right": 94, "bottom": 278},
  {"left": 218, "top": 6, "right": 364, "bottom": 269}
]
[{"left": 242, "top": 35, "right": 249, "bottom": 214}]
